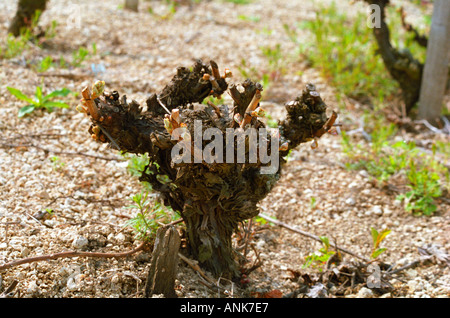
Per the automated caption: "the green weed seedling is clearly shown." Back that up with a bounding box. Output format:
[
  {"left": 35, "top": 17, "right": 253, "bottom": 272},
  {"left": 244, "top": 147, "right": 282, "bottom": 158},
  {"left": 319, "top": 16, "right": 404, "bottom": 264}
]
[
  {"left": 147, "top": 0, "right": 180, "bottom": 20},
  {"left": 122, "top": 152, "right": 153, "bottom": 191},
  {"left": 288, "top": 2, "right": 398, "bottom": 103},
  {"left": 0, "top": 11, "right": 57, "bottom": 59},
  {"left": 370, "top": 227, "right": 391, "bottom": 259},
  {"left": 0, "top": 9, "right": 39, "bottom": 59},
  {"left": 124, "top": 191, "right": 178, "bottom": 241},
  {"left": 124, "top": 153, "right": 150, "bottom": 178},
  {"left": 71, "top": 45, "right": 91, "bottom": 68},
  {"left": 0, "top": 31, "right": 32, "bottom": 59},
  {"left": 50, "top": 156, "right": 65, "bottom": 171},
  {"left": 32, "top": 55, "right": 54, "bottom": 73},
  {"left": 57, "top": 43, "right": 97, "bottom": 69},
  {"left": 396, "top": 160, "right": 443, "bottom": 216},
  {"left": 223, "top": 0, "right": 251, "bottom": 4},
  {"left": 202, "top": 95, "right": 225, "bottom": 106},
  {"left": 340, "top": 115, "right": 446, "bottom": 216},
  {"left": 7, "top": 86, "right": 71, "bottom": 117},
  {"left": 124, "top": 191, "right": 162, "bottom": 241},
  {"left": 302, "top": 236, "right": 336, "bottom": 271},
  {"left": 310, "top": 196, "right": 317, "bottom": 211},
  {"left": 263, "top": 113, "right": 278, "bottom": 129},
  {"left": 252, "top": 215, "right": 276, "bottom": 226},
  {"left": 237, "top": 43, "right": 285, "bottom": 93},
  {"left": 237, "top": 15, "right": 260, "bottom": 22}
]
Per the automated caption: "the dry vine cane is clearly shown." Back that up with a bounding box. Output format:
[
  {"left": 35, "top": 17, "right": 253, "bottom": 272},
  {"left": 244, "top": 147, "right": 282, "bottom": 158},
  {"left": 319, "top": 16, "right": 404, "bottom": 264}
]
[
  {"left": 77, "top": 59, "right": 338, "bottom": 280},
  {"left": 0, "top": 242, "right": 147, "bottom": 272}
]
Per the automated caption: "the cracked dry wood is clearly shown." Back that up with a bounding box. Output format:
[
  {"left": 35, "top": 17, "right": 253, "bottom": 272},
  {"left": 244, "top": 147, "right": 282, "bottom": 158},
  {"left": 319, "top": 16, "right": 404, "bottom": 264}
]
[{"left": 144, "top": 226, "right": 181, "bottom": 298}]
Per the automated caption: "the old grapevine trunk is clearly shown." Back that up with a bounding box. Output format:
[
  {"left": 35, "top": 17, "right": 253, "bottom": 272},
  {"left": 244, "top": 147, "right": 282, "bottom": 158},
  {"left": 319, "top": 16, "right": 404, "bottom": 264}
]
[
  {"left": 364, "top": 0, "right": 423, "bottom": 113},
  {"left": 8, "top": 0, "right": 47, "bottom": 37},
  {"left": 79, "top": 60, "right": 334, "bottom": 279}
]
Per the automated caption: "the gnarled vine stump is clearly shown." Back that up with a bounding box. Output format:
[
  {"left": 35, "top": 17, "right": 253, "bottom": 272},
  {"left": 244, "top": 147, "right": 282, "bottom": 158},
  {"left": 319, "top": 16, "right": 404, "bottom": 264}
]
[
  {"left": 8, "top": 0, "right": 47, "bottom": 37},
  {"left": 79, "top": 59, "right": 335, "bottom": 279}
]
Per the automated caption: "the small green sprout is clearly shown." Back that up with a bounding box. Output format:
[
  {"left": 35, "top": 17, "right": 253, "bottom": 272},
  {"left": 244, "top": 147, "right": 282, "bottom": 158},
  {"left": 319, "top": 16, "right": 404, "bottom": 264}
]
[
  {"left": 303, "top": 236, "right": 336, "bottom": 270},
  {"left": 7, "top": 86, "right": 71, "bottom": 117},
  {"left": 370, "top": 227, "right": 391, "bottom": 259}
]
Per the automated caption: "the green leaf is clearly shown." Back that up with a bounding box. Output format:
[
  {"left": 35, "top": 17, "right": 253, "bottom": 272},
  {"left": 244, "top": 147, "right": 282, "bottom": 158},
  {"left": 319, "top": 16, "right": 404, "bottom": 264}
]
[
  {"left": 35, "top": 86, "right": 43, "bottom": 105},
  {"left": 43, "top": 101, "right": 70, "bottom": 109},
  {"left": 370, "top": 227, "right": 379, "bottom": 247},
  {"left": 319, "top": 236, "right": 330, "bottom": 250},
  {"left": 42, "top": 88, "right": 71, "bottom": 101},
  {"left": 18, "top": 105, "right": 36, "bottom": 117},
  {"left": 7, "top": 87, "right": 35, "bottom": 104},
  {"left": 377, "top": 229, "right": 391, "bottom": 246},
  {"left": 371, "top": 248, "right": 386, "bottom": 259}
]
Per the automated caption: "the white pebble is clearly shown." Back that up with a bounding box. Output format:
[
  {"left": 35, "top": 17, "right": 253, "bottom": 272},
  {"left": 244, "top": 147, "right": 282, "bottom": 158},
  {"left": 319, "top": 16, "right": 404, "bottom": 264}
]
[
  {"left": 405, "top": 269, "right": 418, "bottom": 279},
  {"left": 371, "top": 205, "right": 383, "bottom": 216},
  {"left": 115, "top": 233, "right": 126, "bottom": 242},
  {"left": 357, "top": 287, "right": 374, "bottom": 298},
  {"left": 72, "top": 235, "right": 89, "bottom": 249},
  {"left": 348, "top": 181, "right": 359, "bottom": 189},
  {"left": 21, "top": 247, "right": 30, "bottom": 257},
  {"left": 345, "top": 197, "right": 356, "bottom": 206},
  {"left": 66, "top": 276, "right": 80, "bottom": 291}
]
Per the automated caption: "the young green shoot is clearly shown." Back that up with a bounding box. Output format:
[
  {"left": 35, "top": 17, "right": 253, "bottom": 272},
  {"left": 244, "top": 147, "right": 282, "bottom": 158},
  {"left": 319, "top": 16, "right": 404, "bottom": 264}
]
[
  {"left": 370, "top": 227, "right": 391, "bottom": 259},
  {"left": 7, "top": 86, "right": 72, "bottom": 117}
]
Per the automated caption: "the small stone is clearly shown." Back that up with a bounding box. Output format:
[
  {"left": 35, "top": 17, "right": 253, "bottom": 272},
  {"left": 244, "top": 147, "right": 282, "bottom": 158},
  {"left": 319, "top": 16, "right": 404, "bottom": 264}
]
[
  {"left": 66, "top": 275, "right": 80, "bottom": 292},
  {"left": 379, "top": 292, "right": 391, "bottom": 298},
  {"left": 37, "top": 190, "right": 50, "bottom": 200},
  {"left": 356, "top": 287, "right": 374, "bottom": 298},
  {"left": 414, "top": 280, "right": 424, "bottom": 292},
  {"left": 21, "top": 247, "right": 30, "bottom": 257},
  {"left": 115, "top": 233, "right": 126, "bottom": 242},
  {"left": 359, "top": 170, "right": 369, "bottom": 178},
  {"left": 348, "top": 181, "right": 359, "bottom": 189},
  {"left": 44, "top": 219, "right": 57, "bottom": 227},
  {"left": 111, "top": 274, "right": 121, "bottom": 284},
  {"left": 383, "top": 207, "right": 392, "bottom": 215},
  {"left": 256, "top": 239, "right": 266, "bottom": 249},
  {"left": 259, "top": 252, "right": 269, "bottom": 260},
  {"left": 407, "top": 279, "right": 424, "bottom": 292},
  {"left": 72, "top": 235, "right": 89, "bottom": 249},
  {"left": 345, "top": 197, "right": 356, "bottom": 206},
  {"left": 59, "top": 267, "right": 70, "bottom": 277},
  {"left": 26, "top": 281, "right": 39, "bottom": 295},
  {"left": 405, "top": 269, "right": 418, "bottom": 279},
  {"left": 371, "top": 205, "right": 383, "bottom": 216}
]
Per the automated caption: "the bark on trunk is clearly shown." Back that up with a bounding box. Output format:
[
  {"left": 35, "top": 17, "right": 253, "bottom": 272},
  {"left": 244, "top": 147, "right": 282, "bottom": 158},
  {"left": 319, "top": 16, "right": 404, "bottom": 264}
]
[
  {"left": 124, "top": 0, "right": 139, "bottom": 12},
  {"left": 144, "top": 226, "right": 181, "bottom": 298},
  {"left": 365, "top": 0, "right": 423, "bottom": 114},
  {"left": 78, "top": 60, "right": 333, "bottom": 279},
  {"left": 8, "top": 0, "right": 47, "bottom": 37},
  {"left": 418, "top": 0, "right": 450, "bottom": 125}
]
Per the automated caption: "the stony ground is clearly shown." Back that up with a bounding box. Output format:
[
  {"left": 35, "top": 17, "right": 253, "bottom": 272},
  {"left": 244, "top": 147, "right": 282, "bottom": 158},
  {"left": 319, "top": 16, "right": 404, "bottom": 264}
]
[{"left": 0, "top": 0, "right": 448, "bottom": 298}]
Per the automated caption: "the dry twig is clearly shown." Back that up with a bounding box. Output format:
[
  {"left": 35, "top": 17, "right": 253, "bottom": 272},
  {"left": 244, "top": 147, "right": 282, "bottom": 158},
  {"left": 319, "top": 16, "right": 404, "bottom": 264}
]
[{"left": 0, "top": 242, "right": 146, "bottom": 272}]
